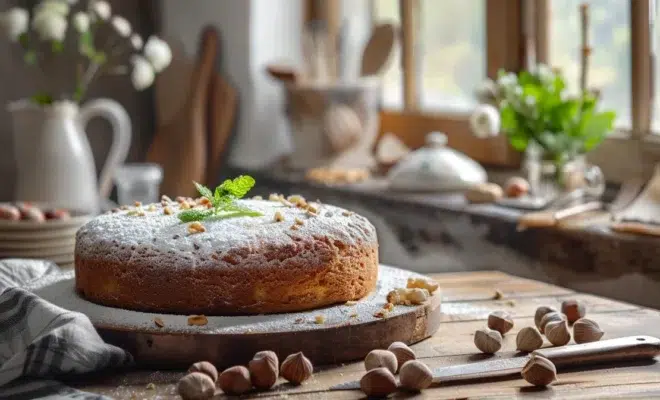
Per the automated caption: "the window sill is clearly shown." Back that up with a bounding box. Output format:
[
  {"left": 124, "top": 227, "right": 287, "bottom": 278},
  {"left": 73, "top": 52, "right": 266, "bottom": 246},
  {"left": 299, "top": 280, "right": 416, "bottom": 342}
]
[{"left": 226, "top": 165, "right": 660, "bottom": 308}]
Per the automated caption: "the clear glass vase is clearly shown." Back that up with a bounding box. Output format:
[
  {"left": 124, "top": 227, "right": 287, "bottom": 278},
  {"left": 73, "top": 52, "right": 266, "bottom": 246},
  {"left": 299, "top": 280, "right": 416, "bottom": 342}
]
[{"left": 522, "top": 141, "right": 605, "bottom": 200}]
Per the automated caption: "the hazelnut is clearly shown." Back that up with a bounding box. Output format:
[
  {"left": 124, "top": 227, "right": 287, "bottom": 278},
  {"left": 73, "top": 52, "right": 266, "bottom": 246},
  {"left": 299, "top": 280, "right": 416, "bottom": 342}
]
[
  {"left": 280, "top": 352, "right": 313, "bottom": 384},
  {"left": 516, "top": 327, "right": 544, "bottom": 352},
  {"left": 188, "top": 221, "right": 206, "bottom": 234},
  {"left": 504, "top": 176, "right": 530, "bottom": 198},
  {"left": 534, "top": 306, "right": 558, "bottom": 330},
  {"left": 388, "top": 342, "right": 416, "bottom": 370},
  {"left": 181, "top": 201, "right": 192, "bottom": 209},
  {"left": 314, "top": 315, "right": 325, "bottom": 324},
  {"left": 44, "top": 208, "right": 70, "bottom": 220},
  {"left": 218, "top": 365, "right": 252, "bottom": 395},
  {"left": 573, "top": 318, "right": 604, "bottom": 343},
  {"left": 188, "top": 361, "right": 218, "bottom": 382},
  {"left": 0, "top": 205, "right": 20, "bottom": 221},
  {"left": 386, "top": 288, "right": 429, "bottom": 305},
  {"left": 364, "top": 349, "right": 398, "bottom": 374},
  {"left": 161, "top": 195, "right": 172, "bottom": 203},
  {"left": 487, "top": 311, "right": 514, "bottom": 335},
  {"left": 474, "top": 328, "right": 502, "bottom": 354},
  {"left": 248, "top": 350, "right": 279, "bottom": 389},
  {"left": 20, "top": 206, "right": 45, "bottom": 222},
  {"left": 539, "top": 311, "right": 566, "bottom": 334},
  {"left": 406, "top": 277, "right": 440, "bottom": 294},
  {"left": 164, "top": 206, "right": 173, "bottom": 215},
  {"left": 134, "top": 201, "right": 142, "bottom": 207},
  {"left": 545, "top": 320, "right": 571, "bottom": 346},
  {"left": 399, "top": 360, "right": 433, "bottom": 391},
  {"left": 177, "top": 372, "right": 215, "bottom": 400},
  {"left": 187, "top": 315, "right": 208, "bottom": 326},
  {"left": 561, "top": 299, "right": 586, "bottom": 323},
  {"left": 274, "top": 211, "right": 284, "bottom": 222},
  {"left": 359, "top": 367, "right": 397, "bottom": 397},
  {"left": 294, "top": 217, "right": 304, "bottom": 226},
  {"left": 521, "top": 355, "right": 557, "bottom": 386}
]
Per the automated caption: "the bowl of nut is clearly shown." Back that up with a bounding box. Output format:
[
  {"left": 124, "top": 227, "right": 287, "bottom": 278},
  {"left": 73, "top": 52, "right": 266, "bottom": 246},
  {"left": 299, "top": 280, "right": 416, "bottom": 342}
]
[{"left": 0, "top": 202, "right": 92, "bottom": 267}]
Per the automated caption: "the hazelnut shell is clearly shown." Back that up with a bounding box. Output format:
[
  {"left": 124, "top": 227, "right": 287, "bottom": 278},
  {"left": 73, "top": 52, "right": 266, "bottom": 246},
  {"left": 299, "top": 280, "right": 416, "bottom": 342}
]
[
  {"left": 534, "top": 306, "right": 558, "bottom": 330},
  {"left": 218, "top": 365, "right": 252, "bottom": 395},
  {"left": 177, "top": 372, "right": 216, "bottom": 400},
  {"left": 561, "top": 299, "right": 587, "bottom": 323},
  {"left": 487, "top": 310, "right": 514, "bottom": 335},
  {"left": 187, "top": 361, "right": 218, "bottom": 382},
  {"left": 248, "top": 350, "right": 279, "bottom": 389},
  {"left": 539, "top": 311, "right": 566, "bottom": 334},
  {"left": 280, "top": 352, "right": 313, "bottom": 384},
  {"left": 573, "top": 318, "right": 604, "bottom": 344},
  {"left": 521, "top": 355, "right": 557, "bottom": 386},
  {"left": 474, "top": 328, "right": 502, "bottom": 354},
  {"left": 360, "top": 367, "right": 397, "bottom": 397},
  {"left": 516, "top": 326, "right": 544, "bottom": 352},
  {"left": 545, "top": 320, "right": 571, "bottom": 346},
  {"left": 388, "top": 342, "right": 416, "bottom": 371},
  {"left": 399, "top": 360, "right": 433, "bottom": 391},
  {"left": 364, "top": 349, "right": 398, "bottom": 374}
]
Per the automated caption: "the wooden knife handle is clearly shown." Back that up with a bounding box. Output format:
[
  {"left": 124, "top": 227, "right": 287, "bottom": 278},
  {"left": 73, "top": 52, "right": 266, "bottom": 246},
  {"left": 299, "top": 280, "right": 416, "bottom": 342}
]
[{"left": 534, "top": 336, "right": 660, "bottom": 368}]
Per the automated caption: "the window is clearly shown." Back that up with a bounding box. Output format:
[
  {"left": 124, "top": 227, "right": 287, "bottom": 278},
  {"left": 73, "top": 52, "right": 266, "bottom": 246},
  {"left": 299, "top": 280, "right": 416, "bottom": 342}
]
[
  {"left": 306, "top": 0, "right": 659, "bottom": 182},
  {"left": 549, "top": 0, "right": 631, "bottom": 128}
]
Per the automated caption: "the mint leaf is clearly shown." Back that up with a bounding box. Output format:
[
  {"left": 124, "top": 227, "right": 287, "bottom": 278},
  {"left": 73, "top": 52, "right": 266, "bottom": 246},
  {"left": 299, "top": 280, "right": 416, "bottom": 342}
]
[
  {"left": 193, "top": 181, "right": 214, "bottom": 201},
  {"left": 217, "top": 175, "right": 255, "bottom": 199},
  {"left": 178, "top": 209, "right": 214, "bottom": 222}
]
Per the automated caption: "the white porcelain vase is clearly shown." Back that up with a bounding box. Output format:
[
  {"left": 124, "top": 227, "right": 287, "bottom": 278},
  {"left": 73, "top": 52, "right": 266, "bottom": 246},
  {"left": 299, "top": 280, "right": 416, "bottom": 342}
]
[{"left": 9, "top": 99, "right": 132, "bottom": 214}]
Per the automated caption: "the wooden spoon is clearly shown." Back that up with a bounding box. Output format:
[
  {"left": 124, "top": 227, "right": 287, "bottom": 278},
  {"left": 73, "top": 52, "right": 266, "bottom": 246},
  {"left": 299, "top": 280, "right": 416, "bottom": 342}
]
[{"left": 360, "top": 23, "right": 397, "bottom": 77}]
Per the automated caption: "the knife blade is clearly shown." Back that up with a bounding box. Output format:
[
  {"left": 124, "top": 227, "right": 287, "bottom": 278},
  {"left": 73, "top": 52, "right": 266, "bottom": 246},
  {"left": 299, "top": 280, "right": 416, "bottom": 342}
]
[{"left": 329, "top": 335, "right": 660, "bottom": 391}]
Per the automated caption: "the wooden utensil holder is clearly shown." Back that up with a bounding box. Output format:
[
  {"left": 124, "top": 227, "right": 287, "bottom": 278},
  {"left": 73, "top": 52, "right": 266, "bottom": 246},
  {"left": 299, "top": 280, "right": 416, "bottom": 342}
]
[{"left": 282, "top": 79, "right": 381, "bottom": 171}]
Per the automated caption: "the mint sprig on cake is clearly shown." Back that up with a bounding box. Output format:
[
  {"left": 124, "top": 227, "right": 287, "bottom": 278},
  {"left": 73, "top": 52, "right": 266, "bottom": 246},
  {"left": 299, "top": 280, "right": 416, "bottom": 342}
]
[{"left": 178, "top": 176, "right": 263, "bottom": 222}]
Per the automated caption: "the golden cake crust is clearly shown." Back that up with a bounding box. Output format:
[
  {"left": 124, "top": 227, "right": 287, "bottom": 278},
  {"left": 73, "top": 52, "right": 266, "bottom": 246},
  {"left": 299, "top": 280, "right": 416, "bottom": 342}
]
[{"left": 74, "top": 198, "right": 379, "bottom": 315}]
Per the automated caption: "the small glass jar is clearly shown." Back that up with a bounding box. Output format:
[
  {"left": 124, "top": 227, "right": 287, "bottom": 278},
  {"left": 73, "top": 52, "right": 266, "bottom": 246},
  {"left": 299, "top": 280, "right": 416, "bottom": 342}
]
[{"left": 113, "top": 163, "right": 163, "bottom": 206}]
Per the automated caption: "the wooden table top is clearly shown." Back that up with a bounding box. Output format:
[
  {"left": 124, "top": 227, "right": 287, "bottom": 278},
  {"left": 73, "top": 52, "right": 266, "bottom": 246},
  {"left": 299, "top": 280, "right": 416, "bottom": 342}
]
[{"left": 72, "top": 270, "right": 660, "bottom": 399}]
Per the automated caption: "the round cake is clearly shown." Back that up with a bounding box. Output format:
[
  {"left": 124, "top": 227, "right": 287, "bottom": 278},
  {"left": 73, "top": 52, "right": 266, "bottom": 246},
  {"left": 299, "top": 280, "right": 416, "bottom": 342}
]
[{"left": 74, "top": 196, "right": 379, "bottom": 315}]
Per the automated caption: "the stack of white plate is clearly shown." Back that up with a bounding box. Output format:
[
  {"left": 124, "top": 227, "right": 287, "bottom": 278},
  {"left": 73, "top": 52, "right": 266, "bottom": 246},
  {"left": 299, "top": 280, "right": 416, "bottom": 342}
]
[{"left": 0, "top": 211, "right": 91, "bottom": 268}]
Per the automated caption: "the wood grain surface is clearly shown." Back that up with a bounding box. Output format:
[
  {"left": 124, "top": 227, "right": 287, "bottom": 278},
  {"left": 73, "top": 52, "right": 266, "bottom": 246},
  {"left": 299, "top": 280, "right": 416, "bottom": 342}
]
[{"left": 70, "top": 270, "right": 660, "bottom": 399}]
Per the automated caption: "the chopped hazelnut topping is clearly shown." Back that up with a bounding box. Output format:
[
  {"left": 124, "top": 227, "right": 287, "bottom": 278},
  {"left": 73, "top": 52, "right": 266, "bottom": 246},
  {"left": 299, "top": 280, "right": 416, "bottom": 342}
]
[
  {"left": 188, "top": 221, "right": 206, "bottom": 234},
  {"left": 188, "top": 199, "right": 197, "bottom": 207},
  {"left": 154, "top": 317, "right": 165, "bottom": 328},
  {"left": 407, "top": 277, "right": 440, "bottom": 294},
  {"left": 134, "top": 201, "right": 142, "bottom": 207},
  {"left": 187, "top": 315, "right": 208, "bottom": 326},
  {"left": 294, "top": 318, "right": 304, "bottom": 324},
  {"left": 175, "top": 196, "right": 186, "bottom": 203},
  {"left": 160, "top": 200, "right": 169, "bottom": 207},
  {"left": 199, "top": 197, "right": 211, "bottom": 206},
  {"left": 287, "top": 194, "right": 305, "bottom": 205},
  {"left": 274, "top": 211, "right": 284, "bottom": 222},
  {"left": 279, "top": 196, "right": 294, "bottom": 207},
  {"left": 180, "top": 201, "right": 191, "bottom": 210},
  {"left": 383, "top": 302, "right": 394, "bottom": 311},
  {"left": 252, "top": 195, "right": 263, "bottom": 200},
  {"left": 387, "top": 288, "right": 430, "bottom": 306},
  {"left": 268, "top": 193, "right": 280, "bottom": 201},
  {"left": 493, "top": 289, "right": 504, "bottom": 300},
  {"left": 163, "top": 206, "right": 173, "bottom": 215},
  {"left": 295, "top": 217, "right": 304, "bottom": 226},
  {"left": 147, "top": 204, "right": 157, "bottom": 212},
  {"left": 314, "top": 315, "right": 325, "bottom": 324},
  {"left": 373, "top": 309, "right": 389, "bottom": 319},
  {"left": 161, "top": 195, "right": 172, "bottom": 203},
  {"left": 342, "top": 210, "right": 353, "bottom": 216},
  {"left": 345, "top": 300, "right": 358, "bottom": 306},
  {"left": 350, "top": 313, "right": 358, "bottom": 318},
  {"left": 307, "top": 204, "right": 318, "bottom": 214},
  {"left": 290, "top": 224, "right": 299, "bottom": 231},
  {"left": 127, "top": 209, "right": 145, "bottom": 217}
]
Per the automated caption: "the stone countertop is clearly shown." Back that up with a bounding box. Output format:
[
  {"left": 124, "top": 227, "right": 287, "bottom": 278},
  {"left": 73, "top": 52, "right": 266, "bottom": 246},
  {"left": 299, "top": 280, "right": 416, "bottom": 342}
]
[{"left": 222, "top": 166, "right": 660, "bottom": 310}]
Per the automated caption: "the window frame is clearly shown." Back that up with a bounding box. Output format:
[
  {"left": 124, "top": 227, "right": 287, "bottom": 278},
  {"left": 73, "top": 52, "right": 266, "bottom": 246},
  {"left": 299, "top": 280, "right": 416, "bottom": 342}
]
[{"left": 305, "top": 0, "right": 659, "bottom": 183}]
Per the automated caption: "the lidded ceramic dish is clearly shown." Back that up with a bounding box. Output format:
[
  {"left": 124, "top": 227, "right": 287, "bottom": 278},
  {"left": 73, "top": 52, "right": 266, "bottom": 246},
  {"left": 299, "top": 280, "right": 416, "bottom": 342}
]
[{"left": 387, "top": 132, "right": 488, "bottom": 192}]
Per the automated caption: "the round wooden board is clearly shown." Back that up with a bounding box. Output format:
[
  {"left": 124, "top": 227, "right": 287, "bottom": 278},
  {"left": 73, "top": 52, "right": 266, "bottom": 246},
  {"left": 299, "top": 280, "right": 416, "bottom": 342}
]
[{"left": 28, "top": 265, "right": 441, "bottom": 369}]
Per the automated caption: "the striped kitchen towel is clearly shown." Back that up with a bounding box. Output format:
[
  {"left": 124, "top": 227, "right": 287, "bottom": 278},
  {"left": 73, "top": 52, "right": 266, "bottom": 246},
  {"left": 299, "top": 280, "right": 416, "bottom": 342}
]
[{"left": 0, "top": 259, "right": 133, "bottom": 399}]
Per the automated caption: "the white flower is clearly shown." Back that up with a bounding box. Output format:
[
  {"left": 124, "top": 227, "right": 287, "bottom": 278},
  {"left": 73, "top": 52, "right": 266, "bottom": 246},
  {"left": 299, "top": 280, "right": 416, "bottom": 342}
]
[
  {"left": 497, "top": 72, "right": 517, "bottom": 87},
  {"left": 32, "top": 10, "right": 68, "bottom": 41},
  {"left": 91, "top": 0, "right": 111, "bottom": 21},
  {"left": 475, "top": 79, "right": 499, "bottom": 104},
  {"left": 525, "top": 95, "right": 536, "bottom": 107},
  {"left": 72, "top": 11, "right": 89, "bottom": 33},
  {"left": 470, "top": 104, "right": 501, "bottom": 139},
  {"left": 144, "top": 36, "right": 172, "bottom": 72},
  {"left": 130, "top": 34, "right": 143, "bottom": 50},
  {"left": 0, "top": 7, "right": 29, "bottom": 41},
  {"left": 131, "top": 55, "right": 155, "bottom": 90},
  {"left": 111, "top": 16, "right": 131, "bottom": 37},
  {"left": 36, "top": 0, "right": 70, "bottom": 16}
]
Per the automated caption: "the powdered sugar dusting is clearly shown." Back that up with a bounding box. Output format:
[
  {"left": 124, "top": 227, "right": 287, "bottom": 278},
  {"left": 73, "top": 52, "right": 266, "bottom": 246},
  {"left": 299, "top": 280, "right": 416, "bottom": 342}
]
[
  {"left": 75, "top": 199, "right": 377, "bottom": 270},
  {"left": 27, "top": 265, "right": 436, "bottom": 334}
]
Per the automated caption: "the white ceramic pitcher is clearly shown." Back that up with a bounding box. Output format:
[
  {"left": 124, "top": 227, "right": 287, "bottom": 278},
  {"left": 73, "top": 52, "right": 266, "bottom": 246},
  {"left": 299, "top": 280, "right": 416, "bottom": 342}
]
[{"left": 9, "top": 99, "right": 131, "bottom": 215}]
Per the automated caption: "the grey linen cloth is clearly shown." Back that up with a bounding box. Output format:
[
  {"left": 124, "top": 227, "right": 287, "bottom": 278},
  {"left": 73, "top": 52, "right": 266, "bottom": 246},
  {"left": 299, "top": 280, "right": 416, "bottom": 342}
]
[{"left": 0, "top": 259, "right": 133, "bottom": 399}]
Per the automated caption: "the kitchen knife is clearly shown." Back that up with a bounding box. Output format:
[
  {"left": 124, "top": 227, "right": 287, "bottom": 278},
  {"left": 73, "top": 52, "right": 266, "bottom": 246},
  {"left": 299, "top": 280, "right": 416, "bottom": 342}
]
[{"left": 329, "top": 335, "right": 660, "bottom": 391}]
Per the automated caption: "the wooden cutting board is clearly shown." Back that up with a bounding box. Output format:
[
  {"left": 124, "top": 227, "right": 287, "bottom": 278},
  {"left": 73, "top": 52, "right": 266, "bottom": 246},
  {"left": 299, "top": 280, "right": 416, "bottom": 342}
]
[
  {"left": 147, "top": 28, "right": 216, "bottom": 198},
  {"left": 205, "top": 31, "right": 238, "bottom": 187},
  {"left": 29, "top": 265, "right": 441, "bottom": 369}
]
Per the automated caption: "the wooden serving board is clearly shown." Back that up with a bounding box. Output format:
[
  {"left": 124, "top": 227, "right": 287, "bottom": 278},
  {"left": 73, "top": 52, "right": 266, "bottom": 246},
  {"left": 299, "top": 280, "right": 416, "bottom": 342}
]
[{"left": 27, "top": 265, "right": 441, "bottom": 369}]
